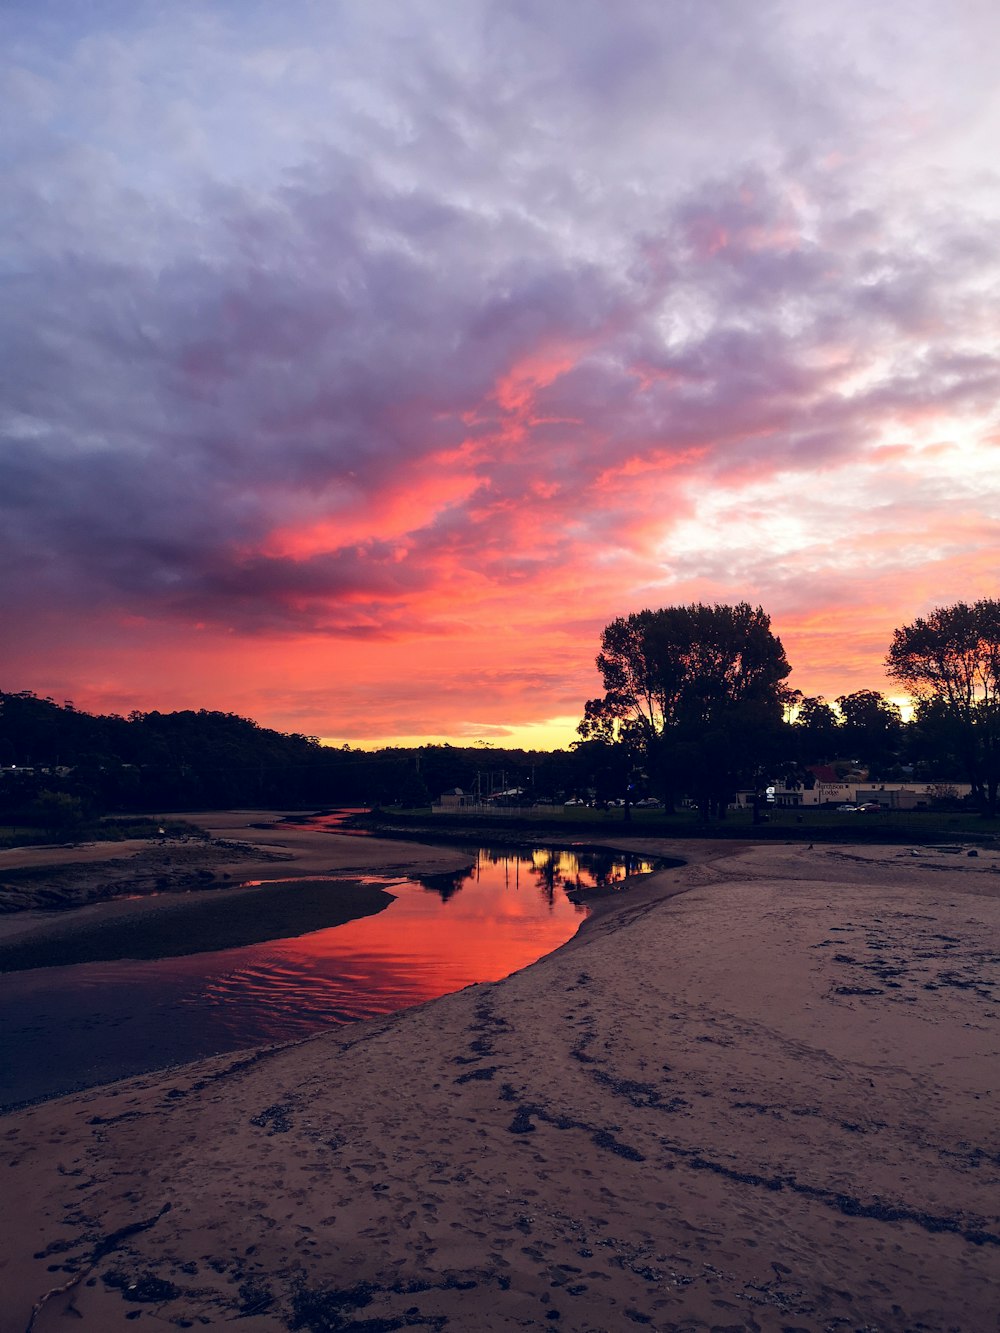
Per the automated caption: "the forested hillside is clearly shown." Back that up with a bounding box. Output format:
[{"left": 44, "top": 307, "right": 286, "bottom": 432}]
[{"left": 0, "top": 691, "right": 575, "bottom": 822}]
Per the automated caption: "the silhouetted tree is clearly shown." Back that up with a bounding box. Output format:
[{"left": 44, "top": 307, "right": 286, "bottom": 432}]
[
  {"left": 836, "top": 689, "right": 903, "bottom": 779},
  {"left": 570, "top": 734, "right": 638, "bottom": 812},
  {"left": 793, "top": 696, "right": 840, "bottom": 765},
  {"left": 886, "top": 600, "right": 1000, "bottom": 815},
  {"left": 33, "top": 790, "right": 86, "bottom": 839},
  {"left": 581, "top": 603, "right": 793, "bottom": 818},
  {"left": 903, "top": 697, "right": 970, "bottom": 785}
]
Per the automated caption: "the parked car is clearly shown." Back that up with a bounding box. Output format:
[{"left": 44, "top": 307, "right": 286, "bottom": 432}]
[
  {"left": 836, "top": 803, "right": 859, "bottom": 812},
  {"left": 634, "top": 797, "right": 663, "bottom": 808}
]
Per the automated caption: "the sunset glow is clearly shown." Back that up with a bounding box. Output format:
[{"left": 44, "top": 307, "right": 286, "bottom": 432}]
[{"left": 3, "top": 3, "right": 999, "bottom": 746}]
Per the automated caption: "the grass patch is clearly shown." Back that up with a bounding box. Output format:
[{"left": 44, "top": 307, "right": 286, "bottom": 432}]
[
  {"left": 0, "top": 816, "right": 205, "bottom": 851},
  {"left": 370, "top": 804, "right": 1000, "bottom": 844}
]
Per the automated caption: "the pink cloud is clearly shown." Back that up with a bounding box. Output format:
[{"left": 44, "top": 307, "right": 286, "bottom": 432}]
[{"left": 3, "top": 2, "right": 1000, "bottom": 743}]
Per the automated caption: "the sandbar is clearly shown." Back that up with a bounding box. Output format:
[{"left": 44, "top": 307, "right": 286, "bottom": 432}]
[
  {"left": 0, "top": 810, "right": 475, "bottom": 957},
  {"left": 1, "top": 827, "right": 998, "bottom": 1331}
]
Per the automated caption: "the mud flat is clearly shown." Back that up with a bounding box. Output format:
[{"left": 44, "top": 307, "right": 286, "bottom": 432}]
[{"left": 2, "top": 838, "right": 999, "bottom": 1331}]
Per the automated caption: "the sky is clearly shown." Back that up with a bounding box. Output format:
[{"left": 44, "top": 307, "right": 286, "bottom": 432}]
[{"left": 2, "top": 1, "right": 999, "bottom": 749}]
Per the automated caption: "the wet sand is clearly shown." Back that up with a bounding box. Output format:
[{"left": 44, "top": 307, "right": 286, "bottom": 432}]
[
  {"left": 0, "top": 811, "right": 475, "bottom": 956},
  {"left": 1, "top": 830, "right": 999, "bottom": 1331},
  {"left": 0, "top": 877, "right": 397, "bottom": 972}
]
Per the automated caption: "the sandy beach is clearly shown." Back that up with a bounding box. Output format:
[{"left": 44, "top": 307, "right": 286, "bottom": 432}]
[{"left": 1, "top": 821, "right": 998, "bottom": 1331}]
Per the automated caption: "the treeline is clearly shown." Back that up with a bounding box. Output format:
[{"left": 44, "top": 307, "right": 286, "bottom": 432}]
[
  {"left": 581, "top": 599, "right": 1000, "bottom": 818},
  {"left": 0, "top": 672, "right": 979, "bottom": 833},
  {"left": 0, "top": 691, "right": 584, "bottom": 826},
  {"left": 4, "top": 595, "right": 999, "bottom": 828}
]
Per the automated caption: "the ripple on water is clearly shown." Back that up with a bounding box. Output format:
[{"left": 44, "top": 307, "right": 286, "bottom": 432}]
[{"left": 0, "top": 842, "right": 659, "bottom": 1108}]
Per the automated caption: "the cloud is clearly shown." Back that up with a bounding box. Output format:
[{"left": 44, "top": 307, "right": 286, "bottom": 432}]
[{"left": 2, "top": 1, "right": 1000, "bottom": 739}]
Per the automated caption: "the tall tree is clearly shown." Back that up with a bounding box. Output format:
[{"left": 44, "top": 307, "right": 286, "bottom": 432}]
[
  {"left": 886, "top": 600, "right": 1000, "bottom": 816},
  {"left": 581, "top": 603, "right": 793, "bottom": 818},
  {"left": 835, "top": 689, "right": 902, "bottom": 779},
  {"left": 793, "top": 696, "right": 841, "bottom": 765}
]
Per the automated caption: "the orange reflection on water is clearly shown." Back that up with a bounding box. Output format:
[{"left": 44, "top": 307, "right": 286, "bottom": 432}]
[
  {"left": 0, "top": 845, "right": 659, "bottom": 1106},
  {"left": 243, "top": 848, "right": 593, "bottom": 1022},
  {"left": 527, "top": 847, "right": 656, "bottom": 896},
  {"left": 214, "top": 845, "right": 658, "bottom": 1035}
]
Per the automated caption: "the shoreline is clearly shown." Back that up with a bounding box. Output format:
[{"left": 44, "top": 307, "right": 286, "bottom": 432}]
[
  {"left": 0, "top": 877, "right": 397, "bottom": 973},
  {"left": 0, "top": 810, "right": 477, "bottom": 953},
  {"left": 0, "top": 810, "right": 697, "bottom": 970},
  {"left": 0, "top": 813, "right": 622, "bottom": 1114},
  {"left": 1, "top": 824, "right": 998, "bottom": 1330}
]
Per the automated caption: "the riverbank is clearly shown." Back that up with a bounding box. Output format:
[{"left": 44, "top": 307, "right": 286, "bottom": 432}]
[
  {"left": 2, "top": 834, "right": 999, "bottom": 1331},
  {"left": 0, "top": 810, "right": 476, "bottom": 957},
  {"left": 0, "top": 822, "right": 601, "bottom": 1111}
]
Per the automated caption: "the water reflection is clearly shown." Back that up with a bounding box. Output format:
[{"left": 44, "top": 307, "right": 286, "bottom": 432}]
[
  {"left": 0, "top": 843, "right": 657, "bottom": 1109},
  {"left": 414, "top": 846, "right": 657, "bottom": 905},
  {"left": 524, "top": 846, "right": 656, "bottom": 901},
  {"left": 276, "top": 808, "right": 373, "bottom": 835},
  {"left": 412, "top": 866, "right": 467, "bottom": 901}
]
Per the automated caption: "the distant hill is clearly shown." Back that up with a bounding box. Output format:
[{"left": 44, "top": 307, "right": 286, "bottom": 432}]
[{"left": 0, "top": 691, "right": 575, "bottom": 816}]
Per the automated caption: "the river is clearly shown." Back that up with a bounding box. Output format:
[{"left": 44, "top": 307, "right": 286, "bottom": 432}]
[{"left": 0, "top": 839, "right": 656, "bottom": 1109}]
